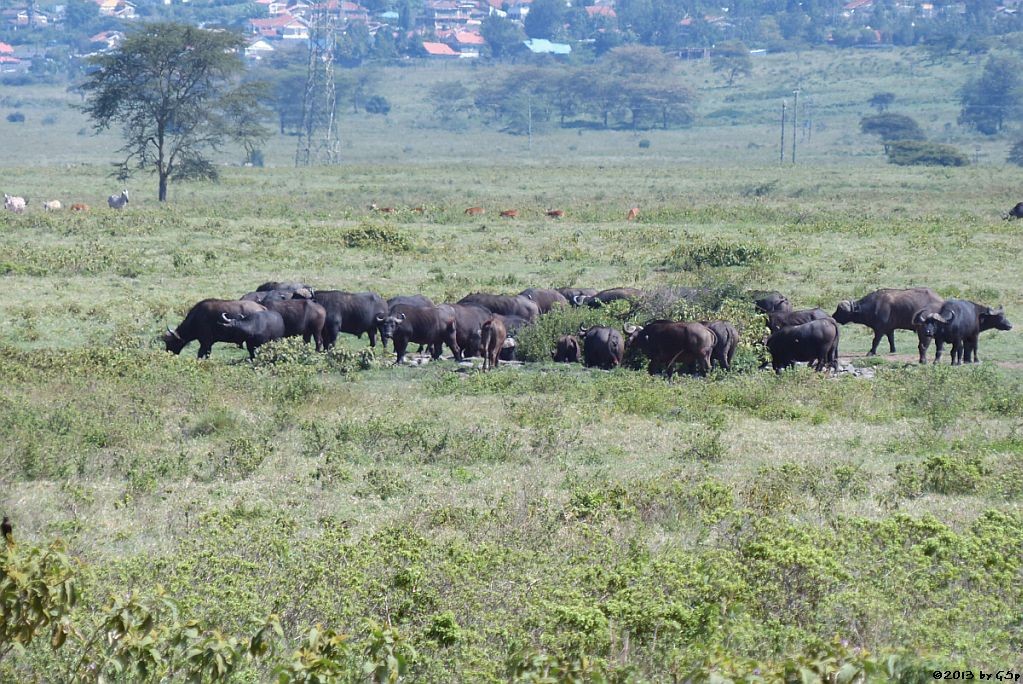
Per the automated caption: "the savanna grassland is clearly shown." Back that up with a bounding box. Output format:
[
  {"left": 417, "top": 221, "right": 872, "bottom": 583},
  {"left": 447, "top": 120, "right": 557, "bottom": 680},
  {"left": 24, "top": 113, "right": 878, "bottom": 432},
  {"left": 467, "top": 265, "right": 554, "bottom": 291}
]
[{"left": 2, "top": 45, "right": 1023, "bottom": 681}]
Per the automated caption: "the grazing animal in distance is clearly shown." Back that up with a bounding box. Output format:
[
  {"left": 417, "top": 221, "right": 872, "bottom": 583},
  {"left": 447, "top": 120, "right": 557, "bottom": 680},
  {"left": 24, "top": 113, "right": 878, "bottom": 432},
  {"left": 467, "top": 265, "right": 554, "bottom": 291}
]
[
  {"left": 552, "top": 335, "right": 581, "bottom": 363},
  {"left": 579, "top": 325, "right": 625, "bottom": 370},
  {"left": 43, "top": 200, "right": 62, "bottom": 211},
  {"left": 4, "top": 194, "right": 26, "bottom": 213},
  {"left": 626, "top": 206, "right": 639, "bottom": 221},
  {"left": 163, "top": 299, "right": 268, "bottom": 359},
  {"left": 70, "top": 203, "right": 89, "bottom": 212},
  {"left": 499, "top": 209, "right": 518, "bottom": 218},
  {"left": 465, "top": 206, "right": 485, "bottom": 216},
  {"left": 766, "top": 317, "right": 840, "bottom": 373},
  {"left": 411, "top": 206, "right": 426, "bottom": 214},
  {"left": 1004, "top": 202, "right": 1023, "bottom": 220},
  {"left": 833, "top": 287, "right": 943, "bottom": 362},
  {"left": 480, "top": 317, "right": 507, "bottom": 371},
  {"left": 915, "top": 299, "right": 1012, "bottom": 365},
  {"left": 218, "top": 310, "right": 287, "bottom": 360},
  {"left": 546, "top": 209, "right": 565, "bottom": 218},
  {"left": 370, "top": 203, "right": 396, "bottom": 214},
  {"left": 107, "top": 189, "right": 129, "bottom": 209}
]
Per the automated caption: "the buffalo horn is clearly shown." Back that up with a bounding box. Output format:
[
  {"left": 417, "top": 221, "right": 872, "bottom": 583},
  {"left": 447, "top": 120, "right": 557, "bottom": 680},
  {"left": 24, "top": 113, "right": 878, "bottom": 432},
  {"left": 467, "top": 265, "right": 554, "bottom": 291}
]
[
  {"left": 578, "top": 324, "right": 590, "bottom": 334},
  {"left": 221, "top": 312, "right": 232, "bottom": 322},
  {"left": 573, "top": 295, "right": 585, "bottom": 306},
  {"left": 376, "top": 313, "right": 386, "bottom": 321},
  {"left": 838, "top": 300, "right": 852, "bottom": 312},
  {"left": 623, "top": 323, "right": 638, "bottom": 334},
  {"left": 166, "top": 326, "right": 180, "bottom": 339},
  {"left": 398, "top": 313, "right": 406, "bottom": 321},
  {"left": 990, "top": 306, "right": 1004, "bottom": 315},
  {"left": 912, "top": 309, "right": 928, "bottom": 326}
]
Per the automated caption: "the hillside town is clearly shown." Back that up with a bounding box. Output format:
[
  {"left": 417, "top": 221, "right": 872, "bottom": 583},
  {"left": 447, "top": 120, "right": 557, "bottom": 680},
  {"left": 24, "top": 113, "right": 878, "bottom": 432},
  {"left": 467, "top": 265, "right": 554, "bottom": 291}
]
[{"left": 0, "top": 0, "right": 1021, "bottom": 71}]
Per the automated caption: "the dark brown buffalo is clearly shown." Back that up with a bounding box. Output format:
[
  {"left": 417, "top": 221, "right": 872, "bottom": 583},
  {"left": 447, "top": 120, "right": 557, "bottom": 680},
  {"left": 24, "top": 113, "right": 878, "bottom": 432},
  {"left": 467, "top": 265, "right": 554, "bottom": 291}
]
[
  {"left": 766, "top": 308, "right": 829, "bottom": 333},
  {"left": 375, "top": 304, "right": 459, "bottom": 364},
  {"left": 1004, "top": 202, "right": 1023, "bottom": 220},
  {"left": 624, "top": 320, "right": 715, "bottom": 377},
  {"left": 833, "top": 287, "right": 943, "bottom": 362},
  {"left": 313, "top": 291, "right": 388, "bottom": 349},
  {"left": 915, "top": 299, "right": 1012, "bottom": 365},
  {"left": 519, "top": 288, "right": 569, "bottom": 314},
  {"left": 766, "top": 317, "right": 840, "bottom": 372},
  {"left": 263, "top": 298, "right": 327, "bottom": 351},
  {"left": 163, "top": 299, "right": 267, "bottom": 359},
  {"left": 552, "top": 335, "right": 581, "bottom": 363},
  {"left": 754, "top": 291, "right": 792, "bottom": 314},
  {"left": 558, "top": 288, "right": 598, "bottom": 306},
  {"left": 579, "top": 287, "right": 644, "bottom": 309},
  {"left": 701, "top": 320, "right": 740, "bottom": 371},
  {"left": 480, "top": 317, "right": 507, "bottom": 371},
  {"left": 241, "top": 289, "right": 301, "bottom": 304},
  {"left": 436, "top": 303, "right": 493, "bottom": 359},
  {"left": 387, "top": 294, "right": 435, "bottom": 309},
  {"left": 256, "top": 281, "right": 314, "bottom": 297},
  {"left": 218, "top": 310, "right": 286, "bottom": 359},
  {"left": 579, "top": 326, "right": 625, "bottom": 369},
  {"left": 458, "top": 293, "right": 540, "bottom": 322}
]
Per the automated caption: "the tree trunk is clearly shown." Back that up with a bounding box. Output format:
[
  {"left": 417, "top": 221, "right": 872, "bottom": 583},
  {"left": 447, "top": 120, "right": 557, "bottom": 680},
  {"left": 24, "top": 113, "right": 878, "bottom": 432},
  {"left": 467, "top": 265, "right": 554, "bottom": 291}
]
[{"left": 159, "top": 172, "right": 168, "bottom": 202}]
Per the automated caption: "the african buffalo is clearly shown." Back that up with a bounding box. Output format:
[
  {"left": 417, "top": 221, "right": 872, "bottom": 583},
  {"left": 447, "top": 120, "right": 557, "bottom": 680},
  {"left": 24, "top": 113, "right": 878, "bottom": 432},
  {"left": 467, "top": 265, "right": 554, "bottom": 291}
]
[
  {"left": 578, "top": 288, "right": 644, "bottom": 309},
  {"left": 494, "top": 314, "right": 531, "bottom": 362},
  {"left": 436, "top": 303, "right": 494, "bottom": 359},
  {"left": 218, "top": 310, "right": 286, "bottom": 359},
  {"left": 766, "top": 308, "right": 829, "bottom": 333},
  {"left": 552, "top": 335, "right": 581, "bottom": 363},
  {"left": 480, "top": 317, "right": 508, "bottom": 371},
  {"left": 375, "top": 304, "right": 460, "bottom": 364},
  {"left": 766, "top": 317, "right": 840, "bottom": 373},
  {"left": 256, "top": 281, "right": 314, "bottom": 297},
  {"left": 163, "top": 299, "right": 267, "bottom": 359},
  {"left": 702, "top": 320, "right": 740, "bottom": 371},
  {"left": 833, "top": 287, "right": 943, "bottom": 362},
  {"left": 579, "top": 325, "right": 625, "bottom": 370},
  {"left": 1004, "top": 202, "right": 1023, "bottom": 220},
  {"left": 915, "top": 299, "right": 1012, "bottom": 365},
  {"left": 458, "top": 293, "right": 540, "bottom": 323},
  {"left": 241, "top": 289, "right": 297, "bottom": 304},
  {"left": 263, "top": 298, "right": 327, "bottom": 351},
  {"left": 558, "top": 288, "right": 598, "bottom": 306},
  {"left": 624, "top": 320, "right": 715, "bottom": 377},
  {"left": 313, "top": 291, "right": 388, "bottom": 349},
  {"left": 387, "top": 294, "right": 435, "bottom": 309},
  {"left": 519, "top": 288, "right": 569, "bottom": 314},
  {"left": 754, "top": 291, "right": 792, "bottom": 314}
]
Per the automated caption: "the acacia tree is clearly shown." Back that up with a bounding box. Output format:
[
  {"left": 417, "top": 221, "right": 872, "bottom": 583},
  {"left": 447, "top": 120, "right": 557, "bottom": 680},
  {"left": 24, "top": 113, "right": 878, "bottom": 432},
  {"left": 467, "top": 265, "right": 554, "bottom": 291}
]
[
  {"left": 712, "top": 40, "right": 753, "bottom": 86},
  {"left": 82, "top": 23, "right": 269, "bottom": 202}
]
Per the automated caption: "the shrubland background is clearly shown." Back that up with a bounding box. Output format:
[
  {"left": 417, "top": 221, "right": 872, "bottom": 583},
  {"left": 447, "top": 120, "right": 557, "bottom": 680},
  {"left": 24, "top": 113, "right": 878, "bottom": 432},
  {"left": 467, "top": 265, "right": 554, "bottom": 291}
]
[{"left": 1, "top": 44, "right": 1023, "bottom": 680}]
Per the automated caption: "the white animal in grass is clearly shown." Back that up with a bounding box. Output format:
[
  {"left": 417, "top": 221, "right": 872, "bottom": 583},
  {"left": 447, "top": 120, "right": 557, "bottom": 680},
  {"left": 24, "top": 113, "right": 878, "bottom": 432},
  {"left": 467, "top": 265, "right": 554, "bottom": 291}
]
[
  {"left": 4, "top": 194, "right": 26, "bottom": 213},
  {"left": 43, "top": 200, "right": 62, "bottom": 211}
]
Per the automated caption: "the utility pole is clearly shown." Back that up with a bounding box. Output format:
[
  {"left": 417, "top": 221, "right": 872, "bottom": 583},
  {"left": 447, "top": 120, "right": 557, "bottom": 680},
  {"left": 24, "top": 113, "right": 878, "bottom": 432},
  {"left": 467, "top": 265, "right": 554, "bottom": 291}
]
[
  {"left": 780, "top": 100, "right": 786, "bottom": 164},
  {"left": 527, "top": 94, "right": 532, "bottom": 152},
  {"left": 791, "top": 89, "right": 799, "bottom": 164},
  {"left": 296, "top": 4, "right": 341, "bottom": 167}
]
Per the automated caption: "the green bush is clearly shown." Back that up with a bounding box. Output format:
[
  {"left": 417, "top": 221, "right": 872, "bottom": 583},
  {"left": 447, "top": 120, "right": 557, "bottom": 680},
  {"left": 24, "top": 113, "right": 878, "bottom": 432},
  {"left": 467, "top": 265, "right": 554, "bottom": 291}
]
[
  {"left": 343, "top": 223, "right": 413, "bottom": 252},
  {"left": 663, "top": 236, "right": 774, "bottom": 270},
  {"left": 886, "top": 140, "right": 970, "bottom": 166}
]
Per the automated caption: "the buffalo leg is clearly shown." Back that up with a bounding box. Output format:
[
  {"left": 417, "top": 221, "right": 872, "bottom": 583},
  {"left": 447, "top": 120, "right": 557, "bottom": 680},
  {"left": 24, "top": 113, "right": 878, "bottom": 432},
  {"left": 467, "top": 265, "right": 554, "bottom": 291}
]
[
  {"left": 868, "top": 330, "right": 884, "bottom": 355},
  {"left": 933, "top": 340, "right": 944, "bottom": 364},
  {"left": 887, "top": 331, "right": 896, "bottom": 353},
  {"left": 246, "top": 342, "right": 256, "bottom": 360},
  {"left": 965, "top": 335, "right": 979, "bottom": 363},
  {"left": 197, "top": 342, "right": 213, "bottom": 359},
  {"left": 368, "top": 330, "right": 377, "bottom": 348},
  {"left": 444, "top": 330, "right": 460, "bottom": 360},
  {"left": 393, "top": 339, "right": 408, "bottom": 364},
  {"left": 917, "top": 331, "right": 932, "bottom": 365}
]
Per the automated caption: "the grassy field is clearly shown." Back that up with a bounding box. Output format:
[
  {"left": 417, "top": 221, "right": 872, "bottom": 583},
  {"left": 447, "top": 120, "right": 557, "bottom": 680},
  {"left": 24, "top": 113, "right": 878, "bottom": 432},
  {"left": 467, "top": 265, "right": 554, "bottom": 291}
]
[{"left": 1, "top": 46, "right": 1023, "bottom": 681}]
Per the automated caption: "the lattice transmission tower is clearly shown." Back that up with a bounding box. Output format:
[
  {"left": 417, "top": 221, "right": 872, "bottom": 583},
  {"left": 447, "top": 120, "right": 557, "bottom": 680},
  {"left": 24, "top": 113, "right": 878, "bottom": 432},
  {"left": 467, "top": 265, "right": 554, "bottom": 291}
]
[{"left": 295, "top": 4, "right": 341, "bottom": 166}]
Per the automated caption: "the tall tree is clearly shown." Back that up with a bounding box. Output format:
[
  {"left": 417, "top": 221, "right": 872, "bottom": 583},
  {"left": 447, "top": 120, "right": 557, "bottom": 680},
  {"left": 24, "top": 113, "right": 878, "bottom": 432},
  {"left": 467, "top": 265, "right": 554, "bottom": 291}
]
[
  {"left": 82, "top": 23, "right": 269, "bottom": 202},
  {"left": 712, "top": 40, "right": 753, "bottom": 86},
  {"left": 524, "top": 0, "right": 566, "bottom": 40},
  {"left": 481, "top": 15, "right": 526, "bottom": 59},
  {"left": 959, "top": 54, "right": 1023, "bottom": 135}
]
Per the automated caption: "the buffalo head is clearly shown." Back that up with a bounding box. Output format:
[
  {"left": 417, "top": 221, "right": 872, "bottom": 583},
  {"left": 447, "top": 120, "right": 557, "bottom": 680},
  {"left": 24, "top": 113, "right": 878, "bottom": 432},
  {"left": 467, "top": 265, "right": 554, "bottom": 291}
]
[
  {"left": 917, "top": 310, "right": 953, "bottom": 339},
  {"left": 832, "top": 300, "right": 858, "bottom": 324},
  {"left": 375, "top": 312, "right": 406, "bottom": 342},
  {"left": 980, "top": 306, "right": 1012, "bottom": 331},
  {"left": 162, "top": 326, "right": 185, "bottom": 354}
]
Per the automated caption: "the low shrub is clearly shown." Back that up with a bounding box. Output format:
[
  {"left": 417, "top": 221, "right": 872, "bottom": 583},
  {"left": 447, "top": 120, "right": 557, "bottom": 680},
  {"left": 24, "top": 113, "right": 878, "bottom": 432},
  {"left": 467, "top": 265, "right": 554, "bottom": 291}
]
[{"left": 886, "top": 140, "right": 970, "bottom": 166}]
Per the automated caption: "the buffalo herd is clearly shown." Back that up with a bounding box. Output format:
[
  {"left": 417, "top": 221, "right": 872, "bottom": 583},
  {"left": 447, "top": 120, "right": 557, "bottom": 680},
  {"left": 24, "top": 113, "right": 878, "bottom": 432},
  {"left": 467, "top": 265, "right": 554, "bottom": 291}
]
[{"left": 162, "top": 282, "right": 1012, "bottom": 376}]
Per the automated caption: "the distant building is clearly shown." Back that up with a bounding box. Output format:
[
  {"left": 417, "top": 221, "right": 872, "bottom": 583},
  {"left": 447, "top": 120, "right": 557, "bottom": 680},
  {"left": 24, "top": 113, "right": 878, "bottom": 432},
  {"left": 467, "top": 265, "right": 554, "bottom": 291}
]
[
  {"left": 422, "top": 40, "right": 460, "bottom": 57},
  {"left": 522, "top": 38, "right": 570, "bottom": 55}
]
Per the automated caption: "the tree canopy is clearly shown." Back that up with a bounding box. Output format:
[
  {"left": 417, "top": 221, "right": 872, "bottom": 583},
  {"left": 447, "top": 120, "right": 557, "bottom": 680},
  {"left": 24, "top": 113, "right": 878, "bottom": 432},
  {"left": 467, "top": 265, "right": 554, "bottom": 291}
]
[
  {"left": 859, "top": 113, "right": 925, "bottom": 152},
  {"left": 712, "top": 40, "right": 753, "bottom": 86},
  {"left": 81, "top": 23, "right": 269, "bottom": 201},
  {"left": 958, "top": 54, "right": 1023, "bottom": 135}
]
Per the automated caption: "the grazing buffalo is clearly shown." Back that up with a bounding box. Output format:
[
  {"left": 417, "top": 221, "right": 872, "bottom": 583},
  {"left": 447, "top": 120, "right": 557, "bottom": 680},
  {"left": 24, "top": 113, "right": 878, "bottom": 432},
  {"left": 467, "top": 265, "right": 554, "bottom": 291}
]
[
  {"left": 241, "top": 289, "right": 296, "bottom": 304},
  {"left": 480, "top": 317, "right": 508, "bottom": 371},
  {"left": 313, "top": 291, "right": 388, "bottom": 349},
  {"left": 387, "top": 294, "right": 435, "bottom": 309},
  {"left": 579, "top": 326, "right": 625, "bottom": 370},
  {"left": 263, "top": 298, "right": 327, "bottom": 351},
  {"left": 1004, "top": 202, "right": 1023, "bottom": 220},
  {"left": 578, "top": 287, "right": 644, "bottom": 309},
  {"left": 458, "top": 293, "right": 540, "bottom": 323},
  {"left": 702, "top": 320, "right": 740, "bottom": 371},
  {"left": 218, "top": 310, "right": 286, "bottom": 359},
  {"left": 375, "top": 305, "right": 460, "bottom": 364},
  {"left": 833, "top": 287, "right": 943, "bottom": 362},
  {"left": 552, "top": 335, "right": 581, "bottom": 363},
  {"left": 519, "top": 288, "right": 569, "bottom": 314},
  {"left": 766, "top": 317, "right": 840, "bottom": 373},
  {"left": 754, "top": 291, "right": 792, "bottom": 314},
  {"left": 915, "top": 299, "right": 1012, "bottom": 365},
  {"left": 256, "top": 281, "right": 314, "bottom": 298},
  {"left": 766, "top": 308, "right": 829, "bottom": 333},
  {"left": 558, "top": 288, "right": 599, "bottom": 306},
  {"left": 436, "top": 303, "right": 494, "bottom": 359},
  {"left": 624, "top": 320, "right": 715, "bottom": 377},
  {"left": 163, "top": 299, "right": 267, "bottom": 359}
]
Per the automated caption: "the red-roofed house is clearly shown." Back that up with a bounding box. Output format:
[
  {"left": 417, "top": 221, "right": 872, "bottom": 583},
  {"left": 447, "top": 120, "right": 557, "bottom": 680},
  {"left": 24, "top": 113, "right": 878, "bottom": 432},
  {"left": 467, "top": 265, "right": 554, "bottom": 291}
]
[
  {"left": 585, "top": 5, "right": 615, "bottom": 19},
  {"left": 0, "top": 42, "right": 13, "bottom": 54},
  {"left": 250, "top": 14, "right": 310, "bottom": 40},
  {"left": 422, "top": 40, "right": 459, "bottom": 57}
]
